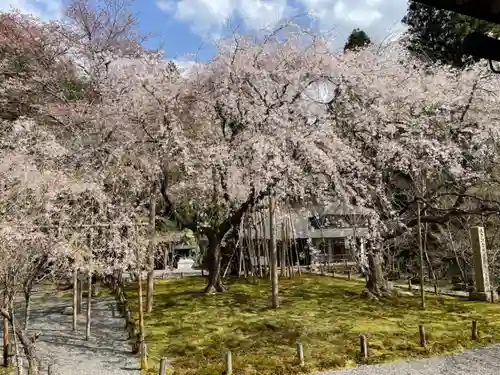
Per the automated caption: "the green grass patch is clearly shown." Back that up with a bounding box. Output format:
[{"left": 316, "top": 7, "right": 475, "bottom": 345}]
[{"left": 126, "top": 275, "right": 500, "bottom": 375}]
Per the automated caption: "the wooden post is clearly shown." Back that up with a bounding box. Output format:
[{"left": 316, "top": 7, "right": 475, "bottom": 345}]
[
  {"left": 141, "top": 342, "right": 148, "bottom": 368},
  {"left": 135, "top": 227, "right": 148, "bottom": 371},
  {"left": 269, "top": 194, "right": 279, "bottom": 308},
  {"left": 347, "top": 269, "right": 351, "bottom": 280},
  {"left": 48, "top": 359, "right": 54, "bottom": 375},
  {"left": 419, "top": 325, "right": 426, "bottom": 347},
  {"left": 408, "top": 278, "right": 412, "bottom": 291},
  {"left": 417, "top": 200, "right": 426, "bottom": 310},
  {"left": 472, "top": 320, "right": 478, "bottom": 340},
  {"left": 3, "top": 319, "right": 9, "bottom": 367},
  {"left": 359, "top": 335, "right": 368, "bottom": 358},
  {"left": 77, "top": 278, "right": 83, "bottom": 314},
  {"left": 147, "top": 192, "right": 156, "bottom": 313},
  {"left": 434, "top": 284, "right": 438, "bottom": 295},
  {"left": 85, "top": 267, "right": 92, "bottom": 340},
  {"left": 296, "top": 342, "right": 304, "bottom": 366},
  {"left": 73, "top": 268, "right": 78, "bottom": 331},
  {"left": 159, "top": 357, "right": 168, "bottom": 375},
  {"left": 225, "top": 351, "right": 233, "bottom": 375},
  {"left": 3, "top": 343, "right": 9, "bottom": 367}
]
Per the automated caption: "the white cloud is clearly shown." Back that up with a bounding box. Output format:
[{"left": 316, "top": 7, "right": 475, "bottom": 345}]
[
  {"left": 156, "top": 0, "right": 294, "bottom": 39},
  {"left": 0, "top": 0, "right": 63, "bottom": 20},
  {"left": 157, "top": 0, "right": 408, "bottom": 47}
]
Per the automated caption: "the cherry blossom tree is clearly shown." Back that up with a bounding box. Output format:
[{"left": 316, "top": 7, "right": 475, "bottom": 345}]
[{"left": 103, "top": 30, "right": 500, "bottom": 296}]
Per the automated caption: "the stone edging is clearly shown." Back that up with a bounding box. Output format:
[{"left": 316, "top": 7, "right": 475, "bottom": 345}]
[{"left": 114, "top": 284, "right": 141, "bottom": 354}]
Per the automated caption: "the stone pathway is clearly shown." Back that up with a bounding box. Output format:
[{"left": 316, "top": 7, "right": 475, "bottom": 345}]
[
  {"left": 1, "top": 288, "right": 139, "bottom": 375},
  {"left": 311, "top": 344, "right": 500, "bottom": 374}
]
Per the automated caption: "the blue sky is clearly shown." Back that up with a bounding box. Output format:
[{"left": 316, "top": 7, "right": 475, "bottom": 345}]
[{"left": 2, "top": 0, "right": 409, "bottom": 63}]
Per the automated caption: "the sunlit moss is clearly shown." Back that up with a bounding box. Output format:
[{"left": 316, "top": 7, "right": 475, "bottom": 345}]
[{"left": 126, "top": 275, "right": 500, "bottom": 375}]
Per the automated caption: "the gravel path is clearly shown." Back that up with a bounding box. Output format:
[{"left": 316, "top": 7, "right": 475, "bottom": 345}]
[
  {"left": 1, "top": 289, "right": 139, "bottom": 375},
  {"left": 311, "top": 344, "right": 500, "bottom": 375}
]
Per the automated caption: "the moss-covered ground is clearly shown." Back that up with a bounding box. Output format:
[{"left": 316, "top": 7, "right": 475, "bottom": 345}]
[{"left": 126, "top": 275, "right": 500, "bottom": 375}]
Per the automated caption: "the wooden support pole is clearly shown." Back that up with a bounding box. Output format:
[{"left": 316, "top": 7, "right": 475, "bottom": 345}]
[
  {"left": 159, "top": 357, "right": 168, "bottom": 375},
  {"left": 225, "top": 351, "right": 233, "bottom": 375},
  {"left": 269, "top": 194, "right": 279, "bottom": 308},
  {"left": 472, "top": 320, "right": 478, "bottom": 340},
  {"left": 419, "top": 325, "right": 427, "bottom": 347},
  {"left": 296, "top": 342, "right": 304, "bottom": 366},
  {"left": 147, "top": 192, "right": 156, "bottom": 313},
  {"left": 85, "top": 267, "right": 92, "bottom": 340},
  {"left": 77, "top": 278, "right": 83, "bottom": 314},
  {"left": 72, "top": 268, "right": 78, "bottom": 331},
  {"left": 359, "top": 335, "right": 368, "bottom": 358},
  {"left": 3, "top": 319, "right": 9, "bottom": 367}
]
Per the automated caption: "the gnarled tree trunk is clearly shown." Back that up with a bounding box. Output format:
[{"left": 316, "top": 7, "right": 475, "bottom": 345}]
[
  {"left": 364, "top": 251, "right": 391, "bottom": 298},
  {"left": 204, "top": 233, "right": 224, "bottom": 293}
]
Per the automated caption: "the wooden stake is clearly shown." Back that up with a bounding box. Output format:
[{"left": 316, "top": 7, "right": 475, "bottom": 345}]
[
  {"left": 135, "top": 227, "right": 148, "bottom": 371},
  {"left": 147, "top": 192, "right": 156, "bottom": 313},
  {"left": 77, "top": 278, "right": 83, "bottom": 314},
  {"left": 472, "top": 320, "right": 478, "bottom": 340},
  {"left": 359, "top": 335, "right": 368, "bottom": 358},
  {"left": 296, "top": 342, "right": 304, "bottom": 366},
  {"left": 269, "top": 194, "right": 279, "bottom": 308},
  {"left": 72, "top": 268, "right": 78, "bottom": 331},
  {"left": 85, "top": 267, "right": 92, "bottom": 340},
  {"left": 225, "top": 351, "right": 233, "bottom": 375},
  {"left": 4, "top": 295, "right": 10, "bottom": 367},
  {"left": 417, "top": 200, "right": 426, "bottom": 310},
  {"left": 419, "top": 325, "right": 426, "bottom": 347},
  {"left": 159, "top": 357, "right": 168, "bottom": 374}
]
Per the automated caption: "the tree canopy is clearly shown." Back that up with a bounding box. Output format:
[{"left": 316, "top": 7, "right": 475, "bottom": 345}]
[{"left": 402, "top": 1, "right": 500, "bottom": 67}]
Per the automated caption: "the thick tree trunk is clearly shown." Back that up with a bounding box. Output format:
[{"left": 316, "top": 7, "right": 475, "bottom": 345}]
[
  {"left": 364, "top": 251, "right": 391, "bottom": 298},
  {"left": 204, "top": 234, "right": 224, "bottom": 293},
  {"left": 205, "top": 239, "right": 222, "bottom": 290}
]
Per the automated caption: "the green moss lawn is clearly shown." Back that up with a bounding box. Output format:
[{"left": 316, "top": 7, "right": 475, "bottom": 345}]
[{"left": 126, "top": 275, "right": 500, "bottom": 375}]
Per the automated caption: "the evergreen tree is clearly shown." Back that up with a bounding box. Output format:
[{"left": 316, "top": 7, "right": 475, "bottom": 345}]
[
  {"left": 402, "top": 1, "right": 500, "bottom": 68},
  {"left": 344, "top": 28, "right": 371, "bottom": 52}
]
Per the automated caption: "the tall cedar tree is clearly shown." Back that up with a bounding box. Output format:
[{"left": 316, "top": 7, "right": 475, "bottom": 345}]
[
  {"left": 344, "top": 28, "right": 371, "bottom": 52},
  {"left": 402, "top": 1, "right": 500, "bottom": 68}
]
